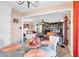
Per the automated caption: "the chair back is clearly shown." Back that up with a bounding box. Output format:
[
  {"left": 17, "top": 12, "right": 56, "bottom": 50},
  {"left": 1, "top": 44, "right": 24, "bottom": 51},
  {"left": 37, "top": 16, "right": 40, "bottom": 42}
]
[{"left": 49, "top": 35, "right": 59, "bottom": 52}]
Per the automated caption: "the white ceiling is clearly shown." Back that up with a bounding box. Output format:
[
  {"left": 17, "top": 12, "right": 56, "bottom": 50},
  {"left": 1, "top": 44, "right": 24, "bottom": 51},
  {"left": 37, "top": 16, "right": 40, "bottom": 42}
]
[{"left": 6, "top": 1, "right": 71, "bottom": 13}]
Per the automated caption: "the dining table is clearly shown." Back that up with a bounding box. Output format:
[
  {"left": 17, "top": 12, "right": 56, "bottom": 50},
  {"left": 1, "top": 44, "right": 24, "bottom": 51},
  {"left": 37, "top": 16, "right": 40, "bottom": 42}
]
[
  {"left": 0, "top": 43, "right": 21, "bottom": 52},
  {"left": 23, "top": 37, "right": 54, "bottom": 57},
  {"left": 24, "top": 48, "right": 48, "bottom": 57}
]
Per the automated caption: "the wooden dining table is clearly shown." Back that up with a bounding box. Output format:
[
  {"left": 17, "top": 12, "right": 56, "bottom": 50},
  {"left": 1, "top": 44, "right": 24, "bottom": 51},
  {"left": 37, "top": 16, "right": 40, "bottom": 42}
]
[
  {"left": 24, "top": 39, "right": 54, "bottom": 57},
  {"left": 0, "top": 43, "right": 21, "bottom": 52},
  {"left": 24, "top": 49, "right": 48, "bottom": 57}
]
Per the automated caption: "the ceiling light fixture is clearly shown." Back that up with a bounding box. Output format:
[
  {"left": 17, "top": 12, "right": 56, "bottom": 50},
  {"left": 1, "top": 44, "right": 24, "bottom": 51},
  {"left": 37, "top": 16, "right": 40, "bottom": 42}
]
[
  {"left": 16, "top": 1, "right": 39, "bottom": 8},
  {"left": 16, "top": 1, "right": 25, "bottom": 5}
]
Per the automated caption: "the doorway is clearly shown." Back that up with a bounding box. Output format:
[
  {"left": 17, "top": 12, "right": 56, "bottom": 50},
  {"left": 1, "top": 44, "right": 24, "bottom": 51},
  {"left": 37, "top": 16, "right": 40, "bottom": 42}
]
[{"left": 21, "top": 10, "right": 73, "bottom": 57}]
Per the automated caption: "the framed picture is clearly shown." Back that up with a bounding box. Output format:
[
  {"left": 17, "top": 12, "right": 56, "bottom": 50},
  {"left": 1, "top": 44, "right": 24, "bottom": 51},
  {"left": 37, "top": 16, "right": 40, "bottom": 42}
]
[
  {"left": 23, "top": 24, "right": 30, "bottom": 28},
  {"left": 13, "top": 18, "right": 19, "bottom": 23}
]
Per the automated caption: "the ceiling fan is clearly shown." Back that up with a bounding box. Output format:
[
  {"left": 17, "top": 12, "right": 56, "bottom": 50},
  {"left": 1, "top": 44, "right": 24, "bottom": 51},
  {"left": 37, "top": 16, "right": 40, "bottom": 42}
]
[{"left": 16, "top": 1, "right": 39, "bottom": 8}]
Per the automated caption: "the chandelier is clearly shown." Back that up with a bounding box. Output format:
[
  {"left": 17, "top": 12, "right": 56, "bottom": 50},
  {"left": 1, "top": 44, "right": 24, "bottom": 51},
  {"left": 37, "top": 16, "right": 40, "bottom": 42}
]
[{"left": 16, "top": 1, "right": 39, "bottom": 8}]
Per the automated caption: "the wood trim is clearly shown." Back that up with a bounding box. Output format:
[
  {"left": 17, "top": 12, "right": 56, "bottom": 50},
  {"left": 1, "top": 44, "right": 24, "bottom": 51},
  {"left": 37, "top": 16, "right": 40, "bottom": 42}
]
[
  {"left": 63, "top": 16, "right": 68, "bottom": 46},
  {"left": 73, "top": 1, "right": 79, "bottom": 57}
]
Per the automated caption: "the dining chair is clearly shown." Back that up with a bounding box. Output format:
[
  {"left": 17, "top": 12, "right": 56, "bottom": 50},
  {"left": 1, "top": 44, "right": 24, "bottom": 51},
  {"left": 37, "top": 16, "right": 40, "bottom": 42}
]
[
  {"left": 40, "top": 35, "right": 59, "bottom": 57},
  {"left": 49, "top": 35, "right": 59, "bottom": 56}
]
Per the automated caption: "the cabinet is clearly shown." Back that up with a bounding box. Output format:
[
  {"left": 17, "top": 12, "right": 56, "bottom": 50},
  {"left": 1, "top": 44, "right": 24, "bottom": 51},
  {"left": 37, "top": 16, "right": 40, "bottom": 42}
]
[{"left": 42, "top": 22, "right": 63, "bottom": 35}]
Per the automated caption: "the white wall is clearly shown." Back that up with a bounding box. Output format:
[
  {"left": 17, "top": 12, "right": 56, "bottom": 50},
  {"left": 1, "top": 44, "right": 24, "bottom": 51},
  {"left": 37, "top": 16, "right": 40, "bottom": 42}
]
[
  {"left": 23, "top": 11, "right": 70, "bottom": 23},
  {"left": 0, "top": 2, "right": 12, "bottom": 48},
  {"left": 11, "top": 9, "right": 22, "bottom": 43},
  {"left": 68, "top": 9, "right": 73, "bottom": 56}
]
